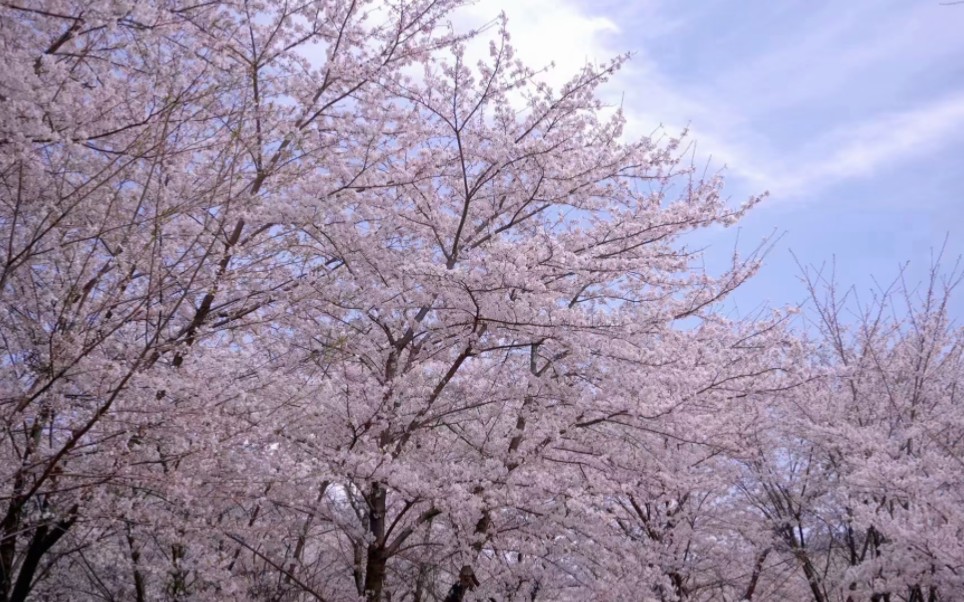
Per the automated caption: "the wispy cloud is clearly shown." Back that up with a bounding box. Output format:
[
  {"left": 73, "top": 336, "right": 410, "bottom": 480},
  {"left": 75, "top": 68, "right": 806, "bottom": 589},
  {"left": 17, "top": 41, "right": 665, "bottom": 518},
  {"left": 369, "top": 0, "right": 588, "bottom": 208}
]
[{"left": 764, "top": 94, "right": 964, "bottom": 195}]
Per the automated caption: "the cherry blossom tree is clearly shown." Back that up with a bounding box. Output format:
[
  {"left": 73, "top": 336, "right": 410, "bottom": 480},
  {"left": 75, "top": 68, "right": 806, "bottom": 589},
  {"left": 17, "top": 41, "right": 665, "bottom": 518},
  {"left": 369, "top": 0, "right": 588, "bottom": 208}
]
[
  {"left": 1, "top": 0, "right": 470, "bottom": 598},
  {"left": 9, "top": 1, "right": 958, "bottom": 602},
  {"left": 735, "top": 262, "right": 964, "bottom": 602}
]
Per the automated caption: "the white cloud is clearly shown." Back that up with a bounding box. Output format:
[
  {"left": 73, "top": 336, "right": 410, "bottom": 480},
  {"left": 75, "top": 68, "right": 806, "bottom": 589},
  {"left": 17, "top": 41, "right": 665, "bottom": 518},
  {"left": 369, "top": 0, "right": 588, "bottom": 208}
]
[{"left": 454, "top": 0, "right": 620, "bottom": 89}]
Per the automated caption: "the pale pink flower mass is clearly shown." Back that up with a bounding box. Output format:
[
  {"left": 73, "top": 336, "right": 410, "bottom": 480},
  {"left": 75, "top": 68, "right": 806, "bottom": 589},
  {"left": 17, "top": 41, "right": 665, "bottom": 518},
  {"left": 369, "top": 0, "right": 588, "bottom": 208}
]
[{"left": 0, "top": 2, "right": 961, "bottom": 601}]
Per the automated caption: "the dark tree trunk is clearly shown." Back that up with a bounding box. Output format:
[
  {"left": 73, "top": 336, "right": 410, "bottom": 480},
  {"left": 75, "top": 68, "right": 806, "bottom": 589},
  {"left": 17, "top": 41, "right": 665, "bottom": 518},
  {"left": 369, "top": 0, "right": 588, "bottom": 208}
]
[
  {"left": 9, "top": 506, "right": 77, "bottom": 602},
  {"left": 363, "top": 483, "right": 387, "bottom": 602}
]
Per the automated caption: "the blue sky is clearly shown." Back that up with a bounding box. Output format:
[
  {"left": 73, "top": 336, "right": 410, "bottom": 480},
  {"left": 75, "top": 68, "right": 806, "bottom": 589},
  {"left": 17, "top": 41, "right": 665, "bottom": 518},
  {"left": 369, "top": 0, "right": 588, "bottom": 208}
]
[{"left": 457, "top": 0, "right": 964, "bottom": 318}]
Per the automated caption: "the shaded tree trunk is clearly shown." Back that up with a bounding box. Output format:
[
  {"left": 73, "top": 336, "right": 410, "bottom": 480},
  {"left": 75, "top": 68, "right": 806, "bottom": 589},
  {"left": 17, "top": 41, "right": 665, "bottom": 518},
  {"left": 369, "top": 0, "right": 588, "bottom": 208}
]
[{"left": 364, "top": 483, "right": 388, "bottom": 602}]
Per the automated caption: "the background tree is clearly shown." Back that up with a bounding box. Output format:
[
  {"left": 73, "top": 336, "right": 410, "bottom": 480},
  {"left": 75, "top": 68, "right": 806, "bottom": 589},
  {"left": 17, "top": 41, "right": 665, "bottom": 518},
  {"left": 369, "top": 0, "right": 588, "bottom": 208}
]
[{"left": 736, "top": 261, "right": 964, "bottom": 601}]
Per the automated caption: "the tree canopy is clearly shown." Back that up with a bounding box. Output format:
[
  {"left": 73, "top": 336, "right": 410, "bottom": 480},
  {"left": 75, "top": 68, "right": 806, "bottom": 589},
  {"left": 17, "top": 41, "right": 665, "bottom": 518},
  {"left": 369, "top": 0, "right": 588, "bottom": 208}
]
[{"left": 1, "top": 1, "right": 961, "bottom": 601}]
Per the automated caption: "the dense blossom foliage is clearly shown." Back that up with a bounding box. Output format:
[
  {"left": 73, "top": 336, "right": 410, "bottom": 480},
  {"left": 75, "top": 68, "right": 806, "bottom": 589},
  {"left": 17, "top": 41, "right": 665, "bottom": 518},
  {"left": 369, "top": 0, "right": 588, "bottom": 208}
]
[
  {"left": 1, "top": 1, "right": 961, "bottom": 601},
  {"left": 736, "top": 267, "right": 964, "bottom": 601}
]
